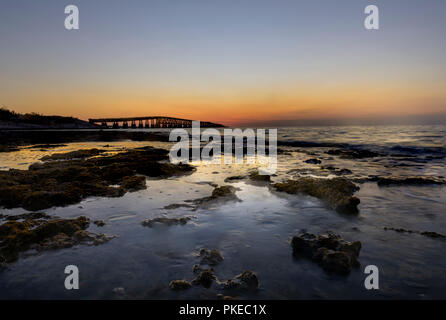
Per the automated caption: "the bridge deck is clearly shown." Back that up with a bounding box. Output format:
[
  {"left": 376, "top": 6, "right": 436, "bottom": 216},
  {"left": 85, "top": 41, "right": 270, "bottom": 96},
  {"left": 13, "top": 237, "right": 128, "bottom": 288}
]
[{"left": 88, "top": 116, "right": 223, "bottom": 128}]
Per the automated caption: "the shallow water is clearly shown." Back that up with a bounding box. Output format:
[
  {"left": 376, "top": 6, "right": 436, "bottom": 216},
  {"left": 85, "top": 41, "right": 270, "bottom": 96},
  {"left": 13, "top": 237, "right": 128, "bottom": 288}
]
[{"left": 0, "top": 125, "right": 445, "bottom": 299}]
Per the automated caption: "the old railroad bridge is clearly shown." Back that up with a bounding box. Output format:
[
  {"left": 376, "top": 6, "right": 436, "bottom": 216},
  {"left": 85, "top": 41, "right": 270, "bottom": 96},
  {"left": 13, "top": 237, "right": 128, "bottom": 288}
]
[{"left": 88, "top": 116, "right": 224, "bottom": 129}]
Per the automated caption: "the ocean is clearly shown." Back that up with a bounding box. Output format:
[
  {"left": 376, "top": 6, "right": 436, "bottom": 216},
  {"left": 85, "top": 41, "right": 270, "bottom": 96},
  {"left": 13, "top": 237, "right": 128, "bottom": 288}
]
[{"left": 0, "top": 125, "right": 445, "bottom": 299}]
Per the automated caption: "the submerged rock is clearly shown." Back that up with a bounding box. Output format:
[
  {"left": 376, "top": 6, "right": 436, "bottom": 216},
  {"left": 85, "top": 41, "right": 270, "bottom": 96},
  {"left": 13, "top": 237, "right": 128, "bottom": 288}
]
[
  {"left": 224, "top": 175, "right": 246, "bottom": 182},
  {"left": 326, "top": 148, "right": 380, "bottom": 159},
  {"left": 40, "top": 148, "right": 105, "bottom": 161},
  {"left": 384, "top": 227, "right": 445, "bottom": 239},
  {"left": 0, "top": 145, "right": 19, "bottom": 153},
  {"left": 304, "top": 158, "right": 322, "bottom": 164},
  {"left": 218, "top": 270, "right": 259, "bottom": 291},
  {"left": 169, "top": 280, "right": 192, "bottom": 290},
  {"left": 191, "top": 269, "right": 216, "bottom": 288},
  {"left": 273, "top": 178, "right": 360, "bottom": 214},
  {"left": 198, "top": 248, "right": 224, "bottom": 266},
  {"left": 163, "top": 203, "right": 194, "bottom": 210},
  {"left": 249, "top": 170, "right": 271, "bottom": 182},
  {"left": 376, "top": 176, "right": 445, "bottom": 186},
  {"left": 27, "top": 144, "right": 67, "bottom": 150},
  {"left": 188, "top": 185, "right": 241, "bottom": 208},
  {"left": 291, "top": 231, "right": 361, "bottom": 275},
  {"left": 0, "top": 215, "right": 114, "bottom": 264},
  {"left": 141, "top": 216, "right": 193, "bottom": 228},
  {"left": 0, "top": 146, "right": 195, "bottom": 211},
  {"left": 93, "top": 220, "right": 106, "bottom": 227}
]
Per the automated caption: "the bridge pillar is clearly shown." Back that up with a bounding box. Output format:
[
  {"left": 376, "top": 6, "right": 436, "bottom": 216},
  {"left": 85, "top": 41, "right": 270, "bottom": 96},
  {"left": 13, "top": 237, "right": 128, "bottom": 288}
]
[
  {"left": 122, "top": 121, "right": 129, "bottom": 129},
  {"left": 131, "top": 120, "right": 136, "bottom": 129},
  {"left": 112, "top": 122, "right": 119, "bottom": 129}
]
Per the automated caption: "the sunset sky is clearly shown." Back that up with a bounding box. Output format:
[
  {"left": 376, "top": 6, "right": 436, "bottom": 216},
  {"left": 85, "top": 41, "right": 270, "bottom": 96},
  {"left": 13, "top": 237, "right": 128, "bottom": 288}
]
[{"left": 1, "top": 0, "right": 445, "bottom": 126}]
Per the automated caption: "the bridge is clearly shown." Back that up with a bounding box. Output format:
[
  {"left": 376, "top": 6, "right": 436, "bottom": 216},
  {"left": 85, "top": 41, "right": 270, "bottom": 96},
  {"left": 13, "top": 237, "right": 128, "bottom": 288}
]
[{"left": 88, "top": 116, "right": 224, "bottom": 129}]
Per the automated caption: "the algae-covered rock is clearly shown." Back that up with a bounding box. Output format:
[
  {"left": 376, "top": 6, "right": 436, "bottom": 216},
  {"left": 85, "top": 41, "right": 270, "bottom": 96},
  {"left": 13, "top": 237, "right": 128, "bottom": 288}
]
[
  {"left": 273, "top": 178, "right": 360, "bottom": 214},
  {"left": 40, "top": 148, "right": 105, "bottom": 161},
  {"left": 218, "top": 270, "right": 259, "bottom": 291},
  {"left": 326, "top": 148, "right": 380, "bottom": 159},
  {"left": 376, "top": 176, "right": 445, "bottom": 186},
  {"left": 291, "top": 231, "right": 361, "bottom": 275},
  {"left": 249, "top": 170, "right": 271, "bottom": 182},
  {"left": 141, "top": 216, "right": 193, "bottom": 228},
  {"left": 384, "top": 227, "right": 445, "bottom": 239},
  {"left": 191, "top": 269, "right": 216, "bottom": 288},
  {"left": 169, "top": 280, "right": 192, "bottom": 290},
  {"left": 189, "top": 185, "right": 240, "bottom": 209},
  {"left": 198, "top": 248, "right": 224, "bottom": 266},
  {"left": 0, "top": 215, "right": 114, "bottom": 264},
  {"left": 0, "top": 146, "right": 195, "bottom": 211}
]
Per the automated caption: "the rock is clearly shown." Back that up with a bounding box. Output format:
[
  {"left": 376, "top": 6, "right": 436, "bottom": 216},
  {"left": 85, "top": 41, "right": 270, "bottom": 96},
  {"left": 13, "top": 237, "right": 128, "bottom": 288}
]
[
  {"left": 198, "top": 248, "right": 224, "bottom": 266},
  {"left": 304, "top": 158, "right": 322, "bottom": 164},
  {"left": 376, "top": 176, "right": 445, "bottom": 186},
  {"left": 93, "top": 220, "right": 106, "bottom": 227},
  {"left": 163, "top": 203, "right": 194, "bottom": 210},
  {"left": 27, "top": 144, "right": 67, "bottom": 149},
  {"left": 218, "top": 270, "right": 259, "bottom": 291},
  {"left": 1, "top": 212, "right": 52, "bottom": 221},
  {"left": 326, "top": 148, "right": 380, "bottom": 159},
  {"left": 0, "top": 215, "right": 114, "bottom": 264},
  {"left": 169, "top": 280, "right": 191, "bottom": 290},
  {"left": 188, "top": 185, "right": 241, "bottom": 209},
  {"left": 0, "top": 145, "right": 19, "bottom": 153},
  {"left": 120, "top": 176, "right": 146, "bottom": 192},
  {"left": 191, "top": 269, "right": 216, "bottom": 288},
  {"left": 273, "top": 178, "right": 360, "bottom": 214},
  {"left": 141, "top": 216, "right": 193, "bottom": 228},
  {"left": 291, "top": 231, "right": 361, "bottom": 275},
  {"left": 224, "top": 175, "right": 246, "bottom": 182},
  {"left": 384, "top": 227, "right": 445, "bottom": 239},
  {"left": 40, "top": 148, "right": 105, "bottom": 161},
  {"left": 249, "top": 170, "right": 271, "bottom": 182},
  {"left": 0, "top": 146, "right": 195, "bottom": 211}
]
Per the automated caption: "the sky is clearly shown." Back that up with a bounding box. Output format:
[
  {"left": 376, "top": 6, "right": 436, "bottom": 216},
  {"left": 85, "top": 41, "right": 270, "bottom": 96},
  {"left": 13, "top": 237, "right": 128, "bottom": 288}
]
[{"left": 0, "top": 0, "right": 445, "bottom": 126}]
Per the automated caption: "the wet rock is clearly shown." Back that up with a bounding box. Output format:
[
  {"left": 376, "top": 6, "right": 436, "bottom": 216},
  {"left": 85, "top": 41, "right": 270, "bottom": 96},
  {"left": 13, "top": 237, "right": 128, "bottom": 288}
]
[
  {"left": 0, "top": 145, "right": 19, "bottom": 153},
  {"left": 191, "top": 269, "right": 216, "bottom": 288},
  {"left": 141, "top": 216, "right": 193, "bottom": 228},
  {"left": 376, "top": 176, "right": 445, "bottom": 186},
  {"left": 224, "top": 175, "right": 246, "bottom": 182},
  {"left": 27, "top": 144, "right": 67, "bottom": 149},
  {"left": 163, "top": 203, "right": 194, "bottom": 210},
  {"left": 1, "top": 212, "right": 52, "bottom": 221},
  {"left": 273, "top": 178, "right": 360, "bottom": 214},
  {"left": 217, "top": 294, "right": 236, "bottom": 300},
  {"left": 198, "top": 248, "right": 224, "bottom": 266},
  {"left": 326, "top": 148, "right": 380, "bottom": 159},
  {"left": 0, "top": 215, "right": 114, "bottom": 264},
  {"left": 0, "top": 146, "right": 195, "bottom": 211},
  {"left": 304, "top": 158, "right": 322, "bottom": 164},
  {"left": 218, "top": 270, "right": 259, "bottom": 291},
  {"left": 120, "top": 175, "right": 146, "bottom": 192},
  {"left": 40, "top": 148, "right": 105, "bottom": 161},
  {"left": 190, "top": 185, "right": 240, "bottom": 207},
  {"left": 249, "top": 170, "right": 271, "bottom": 182},
  {"left": 93, "top": 220, "right": 106, "bottom": 227},
  {"left": 384, "top": 227, "right": 445, "bottom": 239},
  {"left": 291, "top": 231, "right": 361, "bottom": 275},
  {"left": 320, "top": 166, "right": 352, "bottom": 176},
  {"left": 169, "top": 280, "right": 191, "bottom": 290}
]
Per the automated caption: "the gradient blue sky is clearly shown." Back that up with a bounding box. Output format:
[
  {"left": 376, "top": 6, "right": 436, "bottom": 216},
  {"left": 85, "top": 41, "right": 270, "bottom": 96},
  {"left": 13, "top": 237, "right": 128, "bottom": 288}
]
[{"left": 1, "top": 0, "right": 445, "bottom": 125}]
